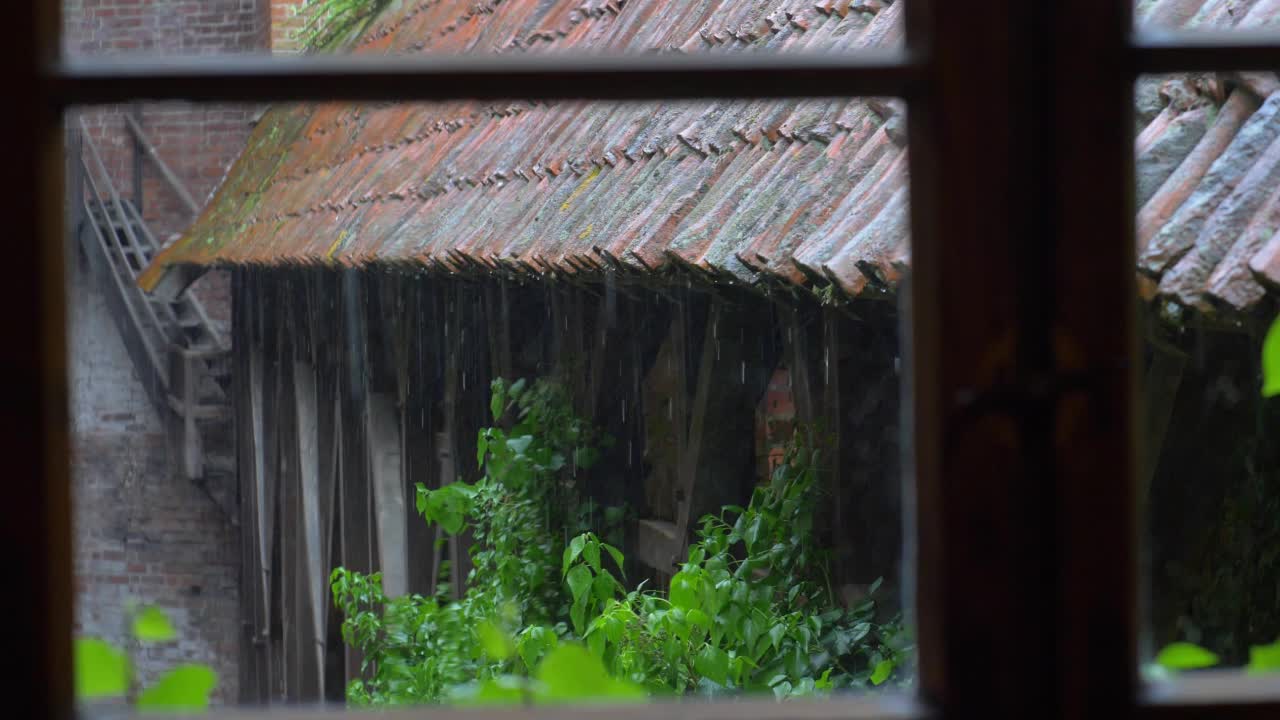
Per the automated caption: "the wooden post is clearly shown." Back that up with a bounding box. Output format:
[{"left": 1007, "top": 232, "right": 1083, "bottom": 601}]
[
  {"left": 247, "top": 346, "right": 273, "bottom": 690},
  {"left": 367, "top": 392, "right": 407, "bottom": 598},
  {"left": 293, "top": 359, "right": 327, "bottom": 698},
  {"left": 275, "top": 351, "right": 301, "bottom": 702},
  {"left": 439, "top": 284, "right": 466, "bottom": 599},
  {"left": 822, "top": 307, "right": 845, "bottom": 579}
]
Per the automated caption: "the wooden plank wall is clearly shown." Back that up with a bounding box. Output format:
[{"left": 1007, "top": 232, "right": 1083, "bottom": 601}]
[{"left": 232, "top": 268, "right": 900, "bottom": 705}]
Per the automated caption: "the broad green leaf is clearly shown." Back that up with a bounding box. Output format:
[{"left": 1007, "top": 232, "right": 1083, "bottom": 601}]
[
  {"left": 743, "top": 515, "right": 763, "bottom": 549},
  {"left": 437, "top": 508, "right": 462, "bottom": 535},
  {"left": 570, "top": 598, "right": 587, "bottom": 636},
  {"left": 566, "top": 564, "right": 593, "bottom": 605},
  {"left": 602, "top": 543, "right": 626, "bottom": 575},
  {"left": 592, "top": 572, "right": 618, "bottom": 603},
  {"left": 768, "top": 623, "right": 787, "bottom": 651},
  {"left": 535, "top": 644, "right": 644, "bottom": 703},
  {"left": 786, "top": 645, "right": 806, "bottom": 678},
  {"left": 414, "top": 482, "right": 428, "bottom": 515},
  {"left": 507, "top": 435, "right": 534, "bottom": 456},
  {"left": 754, "top": 632, "right": 773, "bottom": 661},
  {"left": 136, "top": 664, "right": 217, "bottom": 713},
  {"left": 563, "top": 534, "right": 587, "bottom": 576},
  {"left": 476, "top": 430, "right": 489, "bottom": 468},
  {"left": 479, "top": 622, "right": 514, "bottom": 661},
  {"left": 870, "top": 659, "right": 895, "bottom": 686},
  {"left": 454, "top": 676, "right": 526, "bottom": 706},
  {"left": 421, "top": 483, "right": 475, "bottom": 535},
  {"left": 74, "top": 637, "right": 128, "bottom": 699},
  {"left": 490, "top": 383, "right": 506, "bottom": 421},
  {"left": 517, "top": 626, "right": 558, "bottom": 671},
  {"left": 669, "top": 571, "right": 698, "bottom": 610},
  {"left": 583, "top": 541, "right": 602, "bottom": 572},
  {"left": 602, "top": 615, "right": 624, "bottom": 644},
  {"left": 1263, "top": 315, "right": 1280, "bottom": 397},
  {"left": 694, "top": 645, "right": 730, "bottom": 686},
  {"left": 1156, "top": 642, "right": 1220, "bottom": 671},
  {"left": 1248, "top": 640, "right": 1280, "bottom": 674},
  {"left": 133, "top": 606, "right": 177, "bottom": 643},
  {"left": 587, "top": 628, "right": 606, "bottom": 658},
  {"left": 687, "top": 608, "right": 711, "bottom": 630}
]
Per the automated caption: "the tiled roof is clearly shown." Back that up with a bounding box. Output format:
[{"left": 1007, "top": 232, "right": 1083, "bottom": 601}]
[{"left": 142, "top": 0, "right": 1280, "bottom": 318}]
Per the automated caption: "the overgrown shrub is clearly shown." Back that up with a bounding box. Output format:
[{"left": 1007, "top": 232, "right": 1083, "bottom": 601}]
[{"left": 332, "top": 377, "right": 909, "bottom": 706}]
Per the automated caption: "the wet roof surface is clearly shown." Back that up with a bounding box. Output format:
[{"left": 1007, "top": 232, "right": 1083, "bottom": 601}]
[{"left": 142, "top": 0, "right": 1280, "bottom": 317}]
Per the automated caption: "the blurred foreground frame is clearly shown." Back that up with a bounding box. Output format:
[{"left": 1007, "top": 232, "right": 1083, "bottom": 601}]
[{"left": 18, "top": 2, "right": 1280, "bottom": 720}]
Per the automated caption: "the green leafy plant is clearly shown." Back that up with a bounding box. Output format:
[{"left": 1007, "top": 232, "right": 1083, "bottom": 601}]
[
  {"left": 561, "top": 433, "right": 910, "bottom": 698},
  {"left": 332, "top": 378, "right": 907, "bottom": 706},
  {"left": 74, "top": 604, "right": 218, "bottom": 713},
  {"left": 1264, "top": 315, "right": 1280, "bottom": 398},
  {"left": 332, "top": 378, "right": 613, "bottom": 705},
  {"left": 1152, "top": 638, "right": 1280, "bottom": 676}
]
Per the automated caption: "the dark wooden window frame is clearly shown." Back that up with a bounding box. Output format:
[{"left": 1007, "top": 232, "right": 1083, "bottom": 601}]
[{"left": 13, "top": 2, "right": 1280, "bottom": 719}]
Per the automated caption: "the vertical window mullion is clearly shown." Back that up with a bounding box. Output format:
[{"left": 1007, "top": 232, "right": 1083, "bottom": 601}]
[
  {"left": 1049, "top": 1, "right": 1138, "bottom": 717},
  {"left": 905, "top": 0, "right": 1136, "bottom": 717},
  {"left": 17, "top": 3, "right": 74, "bottom": 720}
]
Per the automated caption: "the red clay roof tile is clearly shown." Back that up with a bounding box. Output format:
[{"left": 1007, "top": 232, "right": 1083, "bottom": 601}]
[{"left": 140, "top": 0, "right": 1280, "bottom": 320}]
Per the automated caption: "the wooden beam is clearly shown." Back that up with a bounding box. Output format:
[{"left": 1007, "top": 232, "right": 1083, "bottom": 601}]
[
  {"left": 234, "top": 271, "right": 267, "bottom": 703},
  {"left": 247, "top": 347, "right": 272, "bottom": 676},
  {"left": 439, "top": 284, "right": 467, "bottom": 600},
  {"left": 275, "top": 326, "right": 301, "bottom": 702},
  {"left": 484, "top": 280, "right": 513, "bottom": 382},
  {"left": 783, "top": 306, "right": 818, "bottom": 426},
  {"left": 293, "top": 359, "right": 327, "bottom": 698},
  {"left": 367, "top": 392, "right": 407, "bottom": 598}
]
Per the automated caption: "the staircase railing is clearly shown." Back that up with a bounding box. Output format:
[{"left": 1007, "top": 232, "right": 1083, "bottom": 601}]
[{"left": 71, "top": 114, "right": 231, "bottom": 484}]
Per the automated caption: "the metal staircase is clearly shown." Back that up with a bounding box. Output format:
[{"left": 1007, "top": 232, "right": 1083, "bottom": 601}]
[{"left": 69, "top": 115, "right": 233, "bottom": 489}]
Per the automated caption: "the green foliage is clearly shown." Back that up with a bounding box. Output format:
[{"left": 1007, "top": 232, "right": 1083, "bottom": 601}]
[
  {"left": 332, "top": 378, "right": 905, "bottom": 706},
  {"left": 136, "top": 665, "right": 218, "bottom": 713},
  {"left": 74, "top": 606, "right": 218, "bottom": 713},
  {"left": 1156, "top": 642, "right": 1220, "bottom": 670},
  {"left": 1248, "top": 640, "right": 1280, "bottom": 674},
  {"left": 1263, "top": 314, "right": 1280, "bottom": 398},
  {"left": 333, "top": 379, "right": 612, "bottom": 705},
  {"left": 298, "top": 0, "right": 390, "bottom": 51},
  {"left": 453, "top": 643, "right": 645, "bottom": 706},
  {"left": 1155, "top": 639, "right": 1280, "bottom": 675},
  {"left": 132, "top": 606, "right": 177, "bottom": 643},
  {"left": 562, "top": 435, "right": 911, "bottom": 698},
  {"left": 75, "top": 638, "right": 129, "bottom": 699}
]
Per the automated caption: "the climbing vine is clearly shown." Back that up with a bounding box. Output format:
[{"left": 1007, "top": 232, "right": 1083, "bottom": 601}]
[
  {"left": 331, "top": 377, "right": 907, "bottom": 705},
  {"left": 297, "top": 0, "right": 390, "bottom": 51}
]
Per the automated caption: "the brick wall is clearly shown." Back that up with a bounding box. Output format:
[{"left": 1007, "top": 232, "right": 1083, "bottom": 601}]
[
  {"left": 268, "top": 0, "right": 309, "bottom": 53},
  {"left": 64, "top": 0, "right": 265, "bottom": 55},
  {"left": 69, "top": 269, "right": 241, "bottom": 703},
  {"left": 64, "top": 0, "right": 274, "bottom": 705}
]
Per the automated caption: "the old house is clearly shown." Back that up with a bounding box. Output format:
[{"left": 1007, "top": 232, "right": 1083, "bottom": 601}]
[{"left": 128, "top": 0, "right": 1280, "bottom": 704}]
